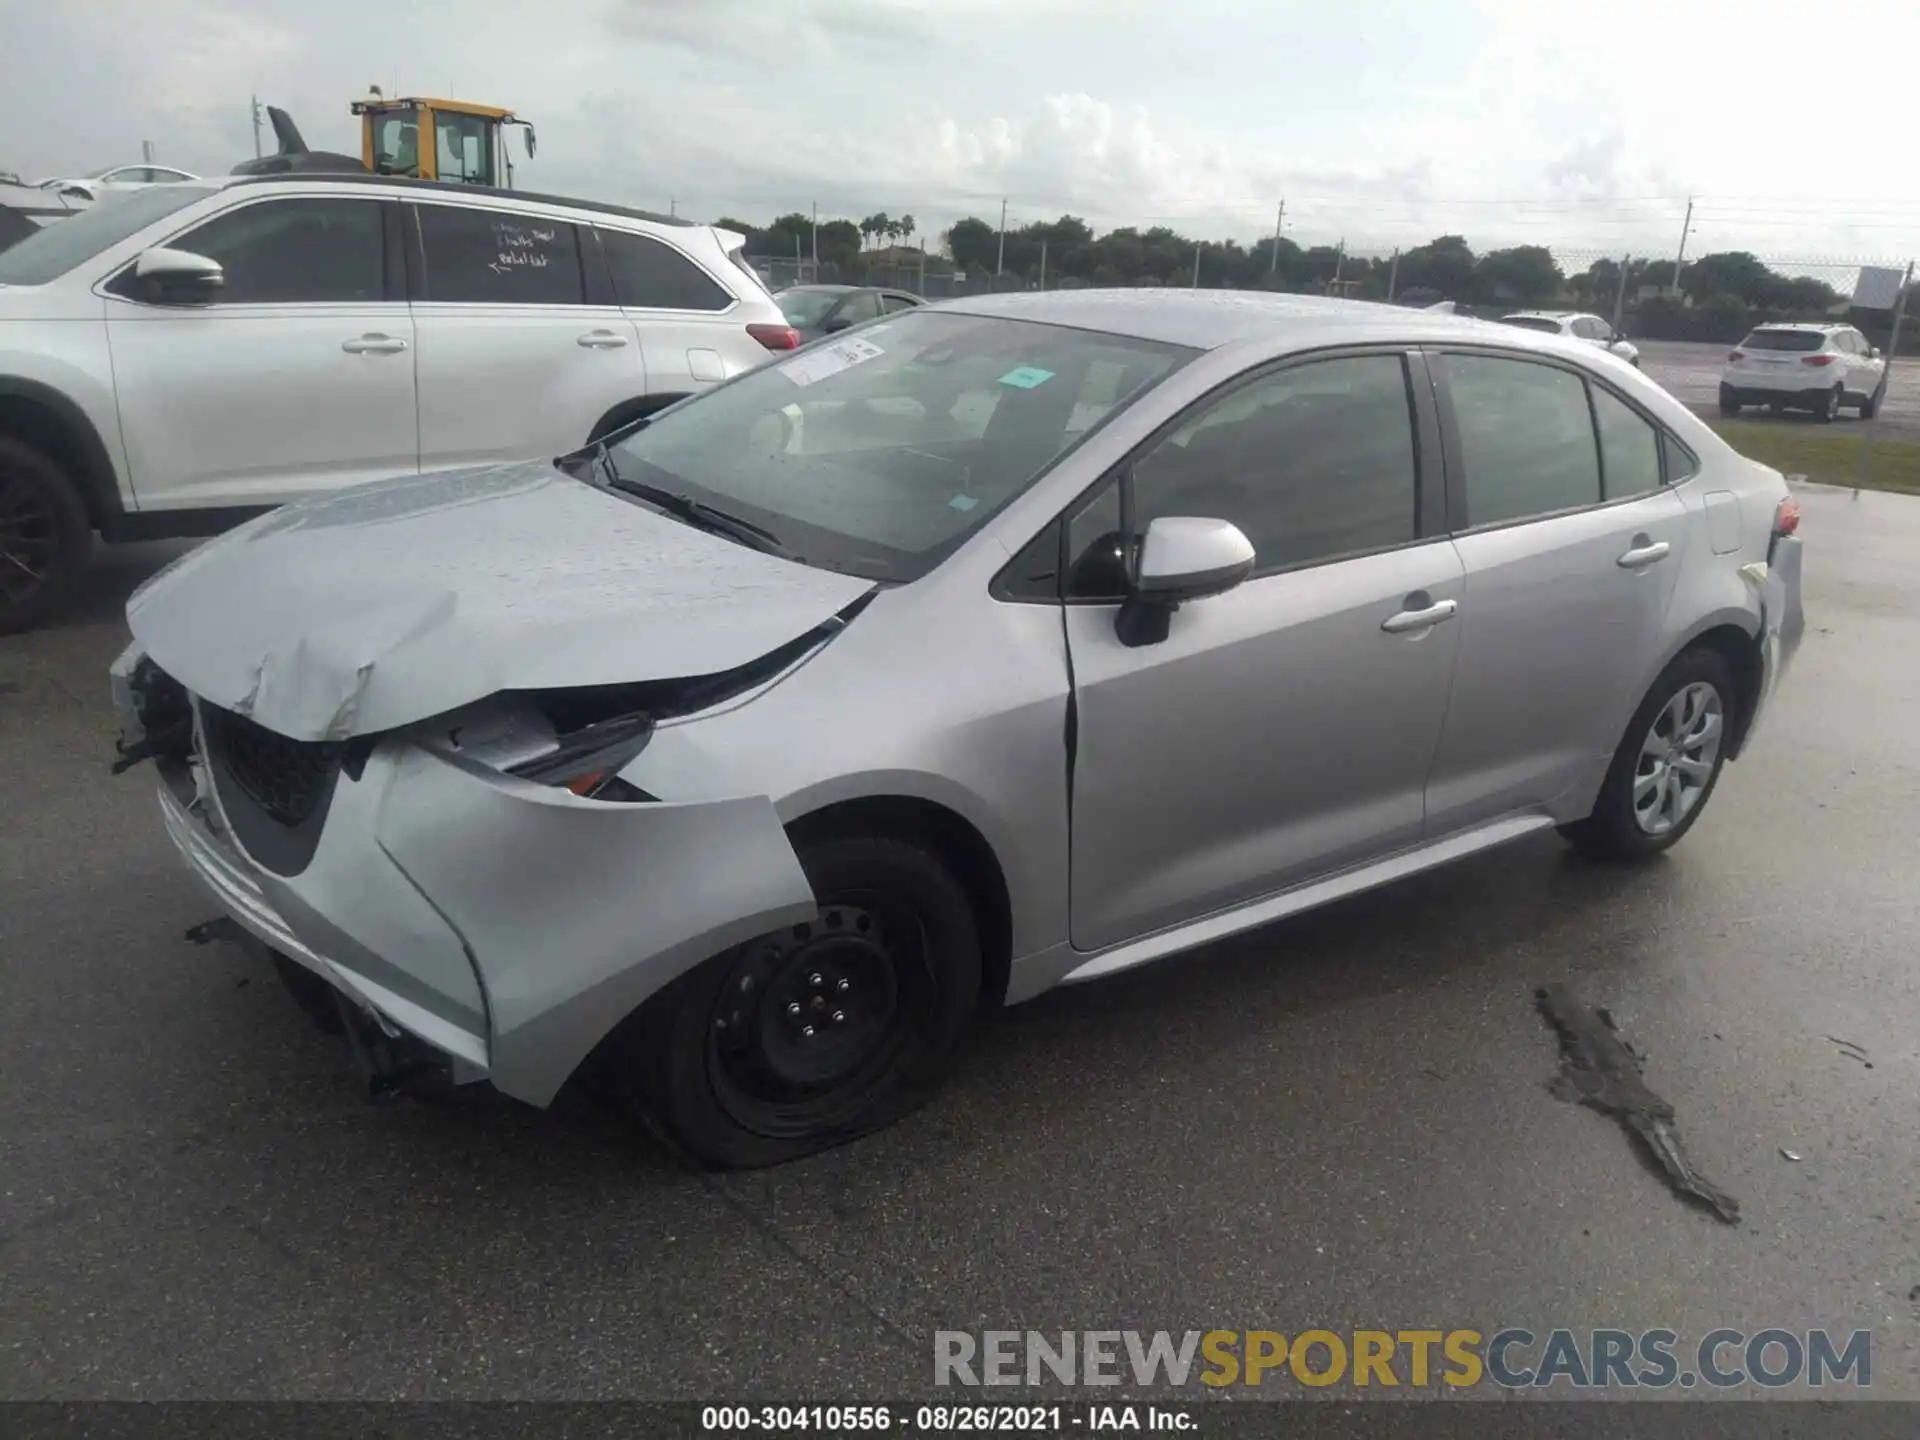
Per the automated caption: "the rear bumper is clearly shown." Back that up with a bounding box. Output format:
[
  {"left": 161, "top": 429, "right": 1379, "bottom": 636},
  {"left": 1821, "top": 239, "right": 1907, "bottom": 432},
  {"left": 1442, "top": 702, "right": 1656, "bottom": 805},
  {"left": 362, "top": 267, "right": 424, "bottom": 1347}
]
[
  {"left": 1739, "top": 534, "right": 1805, "bottom": 753},
  {"left": 1720, "top": 375, "right": 1836, "bottom": 404}
]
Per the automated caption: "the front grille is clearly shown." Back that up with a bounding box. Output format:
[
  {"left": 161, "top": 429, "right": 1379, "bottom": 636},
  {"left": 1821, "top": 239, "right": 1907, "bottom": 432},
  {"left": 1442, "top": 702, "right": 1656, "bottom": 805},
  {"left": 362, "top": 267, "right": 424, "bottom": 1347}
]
[{"left": 200, "top": 705, "right": 343, "bottom": 827}]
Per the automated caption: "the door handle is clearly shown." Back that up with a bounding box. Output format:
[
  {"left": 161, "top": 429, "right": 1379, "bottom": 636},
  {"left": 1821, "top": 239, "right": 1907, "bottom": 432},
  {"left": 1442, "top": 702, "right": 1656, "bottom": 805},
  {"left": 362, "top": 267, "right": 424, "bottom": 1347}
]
[
  {"left": 1381, "top": 598, "right": 1458, "bottom": 634},
  {"left": 1617, "top": 540, "right": 1671, "bottom": 569},
  {"left": 577, "top": 330, "right": 630, "bottom": 349},
  {"left": 342, "top": 334, "right": 407, "bottom": 354}
]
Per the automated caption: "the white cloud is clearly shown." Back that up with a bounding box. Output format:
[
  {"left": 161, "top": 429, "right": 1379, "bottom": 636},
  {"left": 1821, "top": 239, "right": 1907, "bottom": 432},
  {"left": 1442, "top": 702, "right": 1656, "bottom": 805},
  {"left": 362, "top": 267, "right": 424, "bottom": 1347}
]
[{"left": 2, "top": 0, "right": 1917, "bottom": 269}]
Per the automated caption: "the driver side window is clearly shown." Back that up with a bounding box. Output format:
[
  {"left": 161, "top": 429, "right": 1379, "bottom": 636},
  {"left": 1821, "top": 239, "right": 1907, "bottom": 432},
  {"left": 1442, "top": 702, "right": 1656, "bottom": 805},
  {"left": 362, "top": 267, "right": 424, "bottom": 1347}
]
[{"left": 1064, "top": 353, "right": 1422, "bottom": 599}]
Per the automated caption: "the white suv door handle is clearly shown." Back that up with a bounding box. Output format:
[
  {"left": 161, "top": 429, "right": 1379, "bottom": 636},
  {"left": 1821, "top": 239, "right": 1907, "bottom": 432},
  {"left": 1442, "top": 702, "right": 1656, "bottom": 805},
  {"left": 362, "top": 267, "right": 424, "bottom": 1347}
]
[
  {"left": 1381, "top": 598, "right": 1458, "bottom": 633},
  {"left": 1618, "top": 540, "right": 1671, "bottom": 569},
  {"left": 577, "top": 330, "right": 630, "bottom": 349},
  {"left": 342, "top": 333, "right": 407, "bottom": 355}
]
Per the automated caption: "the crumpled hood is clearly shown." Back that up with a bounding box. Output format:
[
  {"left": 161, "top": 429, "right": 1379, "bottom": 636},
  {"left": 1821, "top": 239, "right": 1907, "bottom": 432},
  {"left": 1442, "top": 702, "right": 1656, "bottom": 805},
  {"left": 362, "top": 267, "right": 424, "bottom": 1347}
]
[{"left": 127, "top": 460, "right": 876, "bottom": 741}]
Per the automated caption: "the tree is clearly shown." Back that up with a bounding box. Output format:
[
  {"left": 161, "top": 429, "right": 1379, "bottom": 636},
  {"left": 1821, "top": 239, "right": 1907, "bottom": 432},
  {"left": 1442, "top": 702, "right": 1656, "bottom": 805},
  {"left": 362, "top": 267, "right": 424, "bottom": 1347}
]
[
  {"left": 944, "top": 217, "right": 998, "bottom": 271},
  {"left": 1474, "top": 245, "right": 1563, "bottom": 305},
  {"left": 814, "top": 219, "right": 860, "bottom": 266},
  {"left": 897, "top": 214, "right": 917, "bottom": 250},
  {"left": 1395, "top": 235, "right": 1477, "bottom": 301},
  {"left": 1679, "top": 251, "right": 1771, "bottom": 306},
  {"left": 859, "top": 213, "right": 895, "bottom": 250},
  {"left": 756, "top": 212, "right": 813, "bottom": 260}
]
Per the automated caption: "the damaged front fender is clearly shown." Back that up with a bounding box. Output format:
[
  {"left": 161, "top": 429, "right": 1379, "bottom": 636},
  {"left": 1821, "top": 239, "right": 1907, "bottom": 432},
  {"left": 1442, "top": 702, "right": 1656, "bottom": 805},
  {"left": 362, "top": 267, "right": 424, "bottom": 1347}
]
[{"left": 374, "top": 747, "right": 817, "bottom": 1107}]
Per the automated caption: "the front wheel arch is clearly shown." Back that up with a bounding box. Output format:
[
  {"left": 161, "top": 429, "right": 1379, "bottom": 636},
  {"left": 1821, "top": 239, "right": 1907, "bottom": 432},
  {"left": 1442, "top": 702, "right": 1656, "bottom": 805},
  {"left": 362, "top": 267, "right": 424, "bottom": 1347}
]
[{"left": 586, "top": 393, "right": 690, "bottom": 446}]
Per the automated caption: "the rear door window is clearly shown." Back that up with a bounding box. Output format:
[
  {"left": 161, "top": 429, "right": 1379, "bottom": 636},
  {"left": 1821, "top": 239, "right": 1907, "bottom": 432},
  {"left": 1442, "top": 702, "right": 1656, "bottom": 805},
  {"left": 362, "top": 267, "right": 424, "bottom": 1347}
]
[
  {"left": 598, "top": 227, "right": 733, "bottom": 311},
  {"left": 1441, "top": 354, "right": 1601, "bottom": 527},
  {"left": 837, "top": 291, "right": 882, "bottom": 325},
  {"left": 416, "top": 204, "right": 585, "bottom": 305}
]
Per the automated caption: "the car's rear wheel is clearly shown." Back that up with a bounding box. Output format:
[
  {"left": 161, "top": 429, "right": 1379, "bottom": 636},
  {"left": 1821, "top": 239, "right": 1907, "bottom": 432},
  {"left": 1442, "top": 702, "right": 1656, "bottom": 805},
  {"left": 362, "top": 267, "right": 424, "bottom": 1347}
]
[
  {"left": 1860, "top": 378, "right": 1884, "bottom": 419},
  {"left": 0, "top": 436, "right": 92, "bottom": 636},
  {"left": 1559, "top": 647, "right": 1735, "bottom": 862},
  {"left": 1718, "top": 386, "right": 1740, "bottom": 417},
  {"left": 609, "top": 832, "right": 982, "bottom": 1168},
  {"left": 1813, "top": 385, "right": 1840, "bottom": 423}
]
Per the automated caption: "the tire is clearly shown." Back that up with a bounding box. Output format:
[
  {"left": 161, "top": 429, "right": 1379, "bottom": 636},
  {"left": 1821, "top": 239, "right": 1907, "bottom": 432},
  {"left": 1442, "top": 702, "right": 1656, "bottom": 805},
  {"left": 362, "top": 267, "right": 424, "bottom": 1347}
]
[
  {"left": 0, "top": 435, "right": 92, "bottom": 635},
  {"left": 1558, "top": 646, "right": 1736, "bottom": 862},
  {"left": 607, "top": 832, "right": 983, "bottom": 1168},
  {"left": 1860, "top": 380, "right": 1883, "bottom": 420},
  {"left": 1813, "top": 386, "right": 1840, "bottom": 423},
  {"left": 1718, "top": 387, "right": 1740, "bottom": 418}
]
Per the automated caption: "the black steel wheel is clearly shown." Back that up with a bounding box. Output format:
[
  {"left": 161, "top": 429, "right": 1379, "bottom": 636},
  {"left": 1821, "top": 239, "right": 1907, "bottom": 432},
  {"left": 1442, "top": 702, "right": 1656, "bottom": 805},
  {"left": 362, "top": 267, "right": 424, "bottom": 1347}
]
[
  {"left": 0, "top": 436, "right": 91, "bottom": 635},
  {"left": 608, "top": 832, "right": 983, "bottom": 1168}
]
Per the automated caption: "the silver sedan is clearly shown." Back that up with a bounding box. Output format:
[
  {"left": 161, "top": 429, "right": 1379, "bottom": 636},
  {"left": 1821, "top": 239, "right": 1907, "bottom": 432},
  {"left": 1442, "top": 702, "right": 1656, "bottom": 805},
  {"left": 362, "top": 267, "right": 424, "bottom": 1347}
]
[{"left": 112, "top": 290, "right": 1805, "bottom": 1167}]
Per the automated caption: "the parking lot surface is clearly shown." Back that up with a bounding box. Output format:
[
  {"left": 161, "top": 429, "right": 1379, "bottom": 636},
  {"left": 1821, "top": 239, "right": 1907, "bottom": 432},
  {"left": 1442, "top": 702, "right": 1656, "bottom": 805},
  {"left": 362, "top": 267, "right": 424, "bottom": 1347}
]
[
  {"left": 2, "top": 489, "right": 1917, "bottom": 1402},
  {"left": 1638, "top": 339, "right": 1920, "bottom": 442}
]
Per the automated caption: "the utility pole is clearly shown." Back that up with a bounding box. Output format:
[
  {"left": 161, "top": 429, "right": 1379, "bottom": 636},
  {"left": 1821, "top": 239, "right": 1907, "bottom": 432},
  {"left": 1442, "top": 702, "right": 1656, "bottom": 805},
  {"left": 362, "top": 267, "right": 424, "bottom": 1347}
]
[
  {"left": 668, "top": 197, "right": 676, "bottom": 218},
  {"left": 251, "top": 96, "right": 264, "bottom": 158},
  {"left": 996, "top": 198, "right": 1007, "bottom": 279},
  {"left": 1039, "top": 237, "right": 1048, "bottom": 292},
  {"left": 1855, "top": 259, "right": 1914, "bottom": 495},
  {"left": 1671, "top": 198, "right": 1694, "bottom": 298},
  {"left": 1192, "top": 241, "right": 1202, "bottom": 289},
  {"left": 141, "top": 140, "right": 155, "bottom": 162},
  {"left": 1333, "top": 239, "right": 1345, "bottom": 285},
  {"left": 1612, "top": 253, "right": 1632, "bottom": 336},
  {"left": 1268, "top": 199, "right": 1285, "bottom": 278},
  {"left": 810, "top": 202, "right": 818, "bottom": 275},
  {"left": 1387, "top": 249, "right": 1400, "bottom": 302},
  {"left": 918, "top": 242, "right": 926, "bottom": 296}
]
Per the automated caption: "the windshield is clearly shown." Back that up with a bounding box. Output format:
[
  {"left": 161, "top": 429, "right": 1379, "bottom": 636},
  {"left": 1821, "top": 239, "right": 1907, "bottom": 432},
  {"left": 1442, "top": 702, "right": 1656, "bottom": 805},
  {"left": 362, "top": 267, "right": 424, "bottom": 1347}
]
[
  {"left": 0, "top": 184, "right": 215, "bottom": 285},
  {"left": 1741, "top": 329, "right": 1824, "bottom": 352},
  {"left": 777, "top": 288, "right": 845, "bottom": 328},
  {"left": 1501, "top": 315, "right": 1564, "bottom": 333},
  {"left": 606, "top": 309, "right": 1195, "bottom": 582}
]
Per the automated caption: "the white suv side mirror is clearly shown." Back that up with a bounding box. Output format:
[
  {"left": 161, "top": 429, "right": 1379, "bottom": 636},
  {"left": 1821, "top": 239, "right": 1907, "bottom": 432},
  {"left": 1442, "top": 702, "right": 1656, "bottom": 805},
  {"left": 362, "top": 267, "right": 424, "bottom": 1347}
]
[{"left": 132, "top": 247, "right": 225, "bottom": 305}]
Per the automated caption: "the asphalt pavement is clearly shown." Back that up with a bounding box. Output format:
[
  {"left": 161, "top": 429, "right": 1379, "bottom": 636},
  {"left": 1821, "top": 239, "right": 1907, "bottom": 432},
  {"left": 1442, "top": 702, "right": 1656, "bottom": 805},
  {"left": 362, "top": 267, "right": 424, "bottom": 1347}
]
[
  {"left": 1637, "top": 339, "right": 1920, "bottom": 441},
  {"left": 2, "top": 495, "right": 1917, "bottom": 1404}
]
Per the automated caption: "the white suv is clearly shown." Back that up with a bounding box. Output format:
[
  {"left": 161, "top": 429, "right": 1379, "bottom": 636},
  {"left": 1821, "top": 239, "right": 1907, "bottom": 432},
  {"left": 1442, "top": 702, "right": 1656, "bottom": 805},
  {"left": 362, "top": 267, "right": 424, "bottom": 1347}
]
[
  {"left": 1500, "top": 310, "right": 1640, "bottom": 367},
  {"left": 0, "top": 174, "right": 799, "bottom": 631},
  {"left": 1719, "top": 323, "right": 1888, "bottom": 423}
]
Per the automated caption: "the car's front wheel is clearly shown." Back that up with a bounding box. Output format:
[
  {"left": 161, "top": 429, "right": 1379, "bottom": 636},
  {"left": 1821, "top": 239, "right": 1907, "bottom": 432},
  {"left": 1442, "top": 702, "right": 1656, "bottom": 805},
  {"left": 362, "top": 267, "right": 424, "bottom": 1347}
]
[
  {"left": 1559, "top": 646, "right": 1736, "bottom": 862},
  {"left": 1718, "top": 386, "right": 1740, "bottom": 417},
  {"left": 608, "top": 831, "right": 983, "bottom": 1168}
]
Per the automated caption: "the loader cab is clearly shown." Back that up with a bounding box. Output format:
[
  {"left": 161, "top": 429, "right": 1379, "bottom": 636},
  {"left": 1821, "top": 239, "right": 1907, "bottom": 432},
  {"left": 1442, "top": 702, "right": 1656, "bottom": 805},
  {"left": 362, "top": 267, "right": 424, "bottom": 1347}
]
[{"left": 353, "top": 94, "right": 536, "bottom": 189}]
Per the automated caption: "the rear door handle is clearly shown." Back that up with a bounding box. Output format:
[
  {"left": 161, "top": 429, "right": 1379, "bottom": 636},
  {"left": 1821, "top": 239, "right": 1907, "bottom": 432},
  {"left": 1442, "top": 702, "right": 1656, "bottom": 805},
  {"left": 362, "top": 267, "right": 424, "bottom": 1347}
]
[
  {"left": 1381, "top": 598, "right": 1458, "bottom": 634},
  {"left": 577, "top": 330, "right": 630, "bottom": 349},
  {"left": 1617, "top": 540, "right": 1671, "bottom": 569},
  {"left": 342, "top": 333, "right": 407, "bottom": 355}
]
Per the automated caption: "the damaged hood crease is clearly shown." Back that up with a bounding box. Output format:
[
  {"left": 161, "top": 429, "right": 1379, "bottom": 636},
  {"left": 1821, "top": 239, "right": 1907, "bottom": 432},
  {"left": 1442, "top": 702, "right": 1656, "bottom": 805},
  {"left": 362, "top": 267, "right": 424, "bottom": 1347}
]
[{"left": 126, "top": 462, "right": 877, "bottom": 741}]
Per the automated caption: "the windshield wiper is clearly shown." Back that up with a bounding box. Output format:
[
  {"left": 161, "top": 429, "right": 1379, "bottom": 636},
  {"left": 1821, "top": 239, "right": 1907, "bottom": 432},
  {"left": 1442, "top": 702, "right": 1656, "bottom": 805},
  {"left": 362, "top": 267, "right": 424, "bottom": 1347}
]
[{"left": 588, "top": 444, "right": 801, "bottom": 561}]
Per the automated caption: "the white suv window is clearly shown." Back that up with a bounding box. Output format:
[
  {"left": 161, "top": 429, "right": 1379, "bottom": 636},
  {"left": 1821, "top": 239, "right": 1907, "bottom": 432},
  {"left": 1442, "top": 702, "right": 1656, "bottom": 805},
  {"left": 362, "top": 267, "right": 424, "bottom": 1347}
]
[
  {"left": 416, "top": 204, "right": 585, "bottom": 305},
  {"left": 152, "top": 197, "right": 387, "bottom": 304},
  {"left": 595, "top": 227, "right": 732, "bottom": 311}
]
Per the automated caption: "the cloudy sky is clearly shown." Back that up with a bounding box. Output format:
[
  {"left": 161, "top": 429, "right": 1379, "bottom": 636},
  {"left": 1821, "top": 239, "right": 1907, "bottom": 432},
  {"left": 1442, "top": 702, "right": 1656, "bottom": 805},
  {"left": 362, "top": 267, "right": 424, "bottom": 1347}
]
[{"left": 6, "top": 0, "right": 1920, "bottom": 273}]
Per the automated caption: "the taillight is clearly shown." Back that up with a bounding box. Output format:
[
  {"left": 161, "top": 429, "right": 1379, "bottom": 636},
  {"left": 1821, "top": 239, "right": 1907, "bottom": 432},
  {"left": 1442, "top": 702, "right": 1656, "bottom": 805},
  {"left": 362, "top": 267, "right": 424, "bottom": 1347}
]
[
  {"left": 1773, "top": 495, "right": 1800, "bottom": 538},
  {"left": 1728, "top": 349, "right": 1745, "bottom": 362},
  {"left": 747, "top": 323, "right": 800, "bottom": 351},
  {"left": 1801, "top": 354, "right": 1836, "bottom": 367}
]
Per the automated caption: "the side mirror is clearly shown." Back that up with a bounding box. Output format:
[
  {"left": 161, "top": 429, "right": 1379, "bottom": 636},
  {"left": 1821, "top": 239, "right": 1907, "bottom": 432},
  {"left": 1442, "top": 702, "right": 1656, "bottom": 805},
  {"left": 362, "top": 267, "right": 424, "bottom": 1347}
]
[
  {"left": 132, "top": 246, "right": 225, "bottom": 305},
  {"left": 1868, "top": 346, "right": 1881, "bottom": 360},
  {"left": 1114, "top": 516, "right": 1256, "bottom": 648}
]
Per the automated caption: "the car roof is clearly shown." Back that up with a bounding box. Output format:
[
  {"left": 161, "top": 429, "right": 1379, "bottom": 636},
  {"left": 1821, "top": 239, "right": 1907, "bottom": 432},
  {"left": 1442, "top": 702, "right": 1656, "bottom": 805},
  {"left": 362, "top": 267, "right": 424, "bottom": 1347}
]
[
  {"left": 934, "top": 288, "right": 1561, "bottom": 352},
  {"left": 1748, "top": 321, "right": 1842, "bottom": 331},
  {"left": 781, "top": 284, "right": 855, "bottom": 295},
  {"left": 221, "top": 172, "right": 696, "bottom": 229}
]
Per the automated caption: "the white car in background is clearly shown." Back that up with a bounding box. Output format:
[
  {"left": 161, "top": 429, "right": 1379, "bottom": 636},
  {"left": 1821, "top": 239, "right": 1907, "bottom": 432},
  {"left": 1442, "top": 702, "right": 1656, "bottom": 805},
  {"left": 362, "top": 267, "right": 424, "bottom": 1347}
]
[
  {"left": 1500, "top": 311, "right": 1640, "bottom": 367},
  {"left": 1719, "top": 323, "right": 1888, "bottom": 422},
  {"left": 36, "top": 164, "right": 201, "bottom": 201}
]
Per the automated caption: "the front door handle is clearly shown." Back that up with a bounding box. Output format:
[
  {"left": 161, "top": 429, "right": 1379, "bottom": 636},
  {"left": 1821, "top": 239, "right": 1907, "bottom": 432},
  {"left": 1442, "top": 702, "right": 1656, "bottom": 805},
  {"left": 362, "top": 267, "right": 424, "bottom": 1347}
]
[
  {"left": 342, "top": 333, "right": 407, "bottom": 355},
  {"left": 1617, "top": 539, "right": 1672, "bottom": 569},
  {"left": 1381, "top": 598, "right": 1458, "bottom": 634},
  {"left": 577, "top": 330, "right": 630, "bottom": 349}
]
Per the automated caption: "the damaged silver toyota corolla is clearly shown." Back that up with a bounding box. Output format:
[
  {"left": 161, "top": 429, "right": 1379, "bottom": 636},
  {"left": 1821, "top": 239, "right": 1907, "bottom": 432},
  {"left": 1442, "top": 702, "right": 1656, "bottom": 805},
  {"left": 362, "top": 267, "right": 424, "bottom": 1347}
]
[{"left": 113, "top": 292, "right": 1804, "bottom": 1167}]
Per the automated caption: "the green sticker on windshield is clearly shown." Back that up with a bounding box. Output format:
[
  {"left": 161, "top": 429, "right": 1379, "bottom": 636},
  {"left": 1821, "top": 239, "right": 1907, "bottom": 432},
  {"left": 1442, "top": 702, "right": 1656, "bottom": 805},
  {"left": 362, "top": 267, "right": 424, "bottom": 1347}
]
[{"left": 998, "top": 366, "right": 1055, "bottom": 389}]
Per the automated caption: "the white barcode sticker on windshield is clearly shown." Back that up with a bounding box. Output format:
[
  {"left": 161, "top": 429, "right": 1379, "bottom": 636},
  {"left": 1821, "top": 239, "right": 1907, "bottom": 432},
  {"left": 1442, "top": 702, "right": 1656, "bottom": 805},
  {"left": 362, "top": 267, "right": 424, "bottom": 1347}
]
[{"left": 780, "top": 336, "right": 885, "bottom": 387}]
